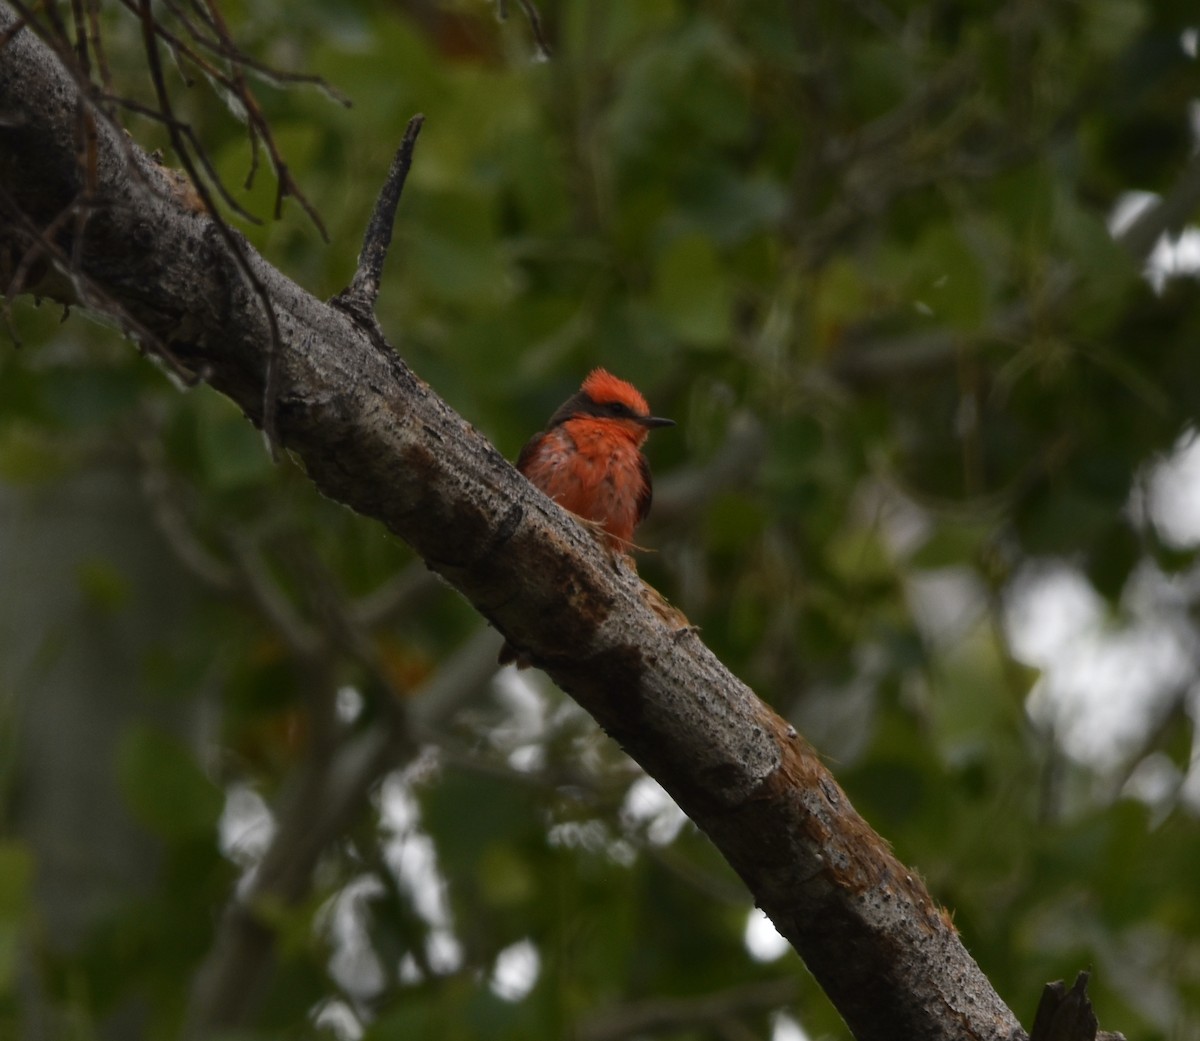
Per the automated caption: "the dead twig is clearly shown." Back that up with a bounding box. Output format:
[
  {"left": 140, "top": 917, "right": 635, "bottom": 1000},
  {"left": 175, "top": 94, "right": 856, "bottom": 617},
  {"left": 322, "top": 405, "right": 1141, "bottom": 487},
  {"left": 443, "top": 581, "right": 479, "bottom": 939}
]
[
  {"left": 332, "top": 114, "right": 425, "bottom": 328},
  {"left": 1029, "top": 972, "right": 1126, "bottom": 1041},
  {"left": 135, "top": 0, "right": 291, "bottom": 458},
  {"left": 497, "top": 0, "right": 551, "bottom": 59}
]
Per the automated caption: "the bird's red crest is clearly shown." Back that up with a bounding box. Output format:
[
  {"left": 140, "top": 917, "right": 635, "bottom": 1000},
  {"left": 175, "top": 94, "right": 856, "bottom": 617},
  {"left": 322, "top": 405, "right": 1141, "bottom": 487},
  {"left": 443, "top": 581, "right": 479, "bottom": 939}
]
[{"left": 581, "top": 368, "right": 650, "bottom": 416}]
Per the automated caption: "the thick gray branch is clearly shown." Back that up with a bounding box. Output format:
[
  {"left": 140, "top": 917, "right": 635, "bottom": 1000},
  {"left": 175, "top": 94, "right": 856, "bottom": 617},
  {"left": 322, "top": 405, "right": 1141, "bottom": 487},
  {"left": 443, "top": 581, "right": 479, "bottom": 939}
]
[{"left": 0, "top": 9, "right": 1027, "bottom": 1040}]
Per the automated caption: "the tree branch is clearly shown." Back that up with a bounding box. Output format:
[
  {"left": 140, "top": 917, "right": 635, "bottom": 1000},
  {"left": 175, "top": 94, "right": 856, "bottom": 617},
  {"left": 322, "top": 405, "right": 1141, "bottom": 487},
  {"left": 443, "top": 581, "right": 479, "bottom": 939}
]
[
  {"left": 0, "top": 9, "right": 1054, "bottom": 1038},
  {"left": 183, "top": 717, "right": 406, "bottom": 1038}
]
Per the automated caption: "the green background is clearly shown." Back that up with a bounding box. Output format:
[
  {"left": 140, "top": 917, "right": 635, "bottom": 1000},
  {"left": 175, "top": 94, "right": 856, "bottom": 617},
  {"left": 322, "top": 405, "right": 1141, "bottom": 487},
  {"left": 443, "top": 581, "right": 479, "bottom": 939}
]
[{"left": 4, "top": 1, "right": 1200, "bottom": 1038}]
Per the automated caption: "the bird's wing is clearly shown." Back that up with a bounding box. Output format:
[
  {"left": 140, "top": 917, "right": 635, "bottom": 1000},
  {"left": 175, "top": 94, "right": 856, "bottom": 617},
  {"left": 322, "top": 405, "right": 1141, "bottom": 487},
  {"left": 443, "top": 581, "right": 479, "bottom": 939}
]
[
  {"left": 514, "top": 431, "right": 545, "bottom": 475},
  {"left": 636, "top": 453, "right": 654, "bottom": 527}
]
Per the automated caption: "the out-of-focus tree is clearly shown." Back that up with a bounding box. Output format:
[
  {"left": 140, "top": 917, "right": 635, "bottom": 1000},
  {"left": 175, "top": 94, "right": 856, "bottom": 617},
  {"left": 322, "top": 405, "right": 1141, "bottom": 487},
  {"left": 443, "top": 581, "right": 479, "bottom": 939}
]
[{"left": 3, "top": 1, "right": 1200, "bottom": 1039}]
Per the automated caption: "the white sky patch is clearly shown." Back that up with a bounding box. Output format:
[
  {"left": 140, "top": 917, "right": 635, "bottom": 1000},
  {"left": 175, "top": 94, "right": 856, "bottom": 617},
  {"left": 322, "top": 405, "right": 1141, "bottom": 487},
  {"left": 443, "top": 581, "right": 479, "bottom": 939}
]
[
  {"left": 1123, "top": 752, "right": 1183, "bottom": 812},
  {"left": 425, "top": 927, "right": 465, "bottom": 974},
  {"left": 859, "top": 461, "right": 1200, "bottom": 790},
  {"left": 547, "top": 819, "right": 637, "bottom": 866},
  {"left": 1109, "top": 190, "right": 1200, "bottom": 292},
  {"left": 491, "top": 667, "right": 552, "bottom": 772},
  {"left": 336, "top": 685, "right": 364, "bottom": 724},
  {"left": 379, "top": 770, "right": 422, "bottom": 831},
  {"left": 1145, "top": 428, "right": 1200, "bottom": 548},
  {"left": 311, "top": 998, "right": 363, "bottom": 1041},
  {"left": 379, "top": 774, "right": 463, "bottom": 973},
  {"left": 744, "top": 908, "right": 790, "bottom": 963},
  {"left": 398, "top": 952, "right": 423, "bottom": 985},
  {"left": 1025, "top": 621, "right": 1190, "bottom": 765},
  {"left": 882, "top": 425, "right": 1200, "bottom": 791},
  {"left": 218, "top": 783, "right": 275, "bottom": 867},
  {"left": 771, "top": 1011, "right": 813, "bottom": 1041},
  {"left": 492, "top": 667, "right": 549, "bottom": 742},
  {"left": 1009, "top": 561, "right": 1196, "bottom": 769},
  {"left": 1109, "top": 190, "right": 1158, "bottom": 239},
  {"left": 1146, "top": 227, "right": 1200, "bottom": 290},
  {"left": 1005, "top": 562, "right": 1105, "bottom": 666},
  {"left": 323, "top": 770, "right": 464, "bottom": 999},
  {"left": 324, "top": 875, "right": 388, "bottom": 999},
  {"left": 507, "top": 743, "right": 545, "bottom": 774},
  {"left": 856, "top": 478, "right": 931, "bottom": 561},
  {"left": 621, "top": 775, "right": 688, "bottom": 846},
  {"left": 1180, "top": 703, "right": 1200, "bottom": 813},
  {"left": 999, "top": 434, "right": 1200, "bottom": 779},
  {"left": 906, "top": 567, "right": 987, "bottom": 648},
  {"left": 490, "top": 938, "right": 541, "bottom": 1002}
]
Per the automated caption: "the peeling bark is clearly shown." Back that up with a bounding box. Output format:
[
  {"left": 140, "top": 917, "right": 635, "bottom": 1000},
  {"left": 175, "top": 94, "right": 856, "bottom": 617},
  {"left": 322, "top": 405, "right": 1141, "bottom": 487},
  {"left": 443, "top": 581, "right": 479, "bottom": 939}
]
[{"left": 0, "top": 8, "right": 1035, "bottom": 1039}]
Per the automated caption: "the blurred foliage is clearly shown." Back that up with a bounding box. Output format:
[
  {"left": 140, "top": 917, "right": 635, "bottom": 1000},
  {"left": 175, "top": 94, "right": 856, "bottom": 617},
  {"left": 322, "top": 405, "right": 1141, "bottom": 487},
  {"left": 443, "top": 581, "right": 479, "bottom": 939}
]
[{"left": 4, "top": 0, "right": 1200, "bottom": 1039}]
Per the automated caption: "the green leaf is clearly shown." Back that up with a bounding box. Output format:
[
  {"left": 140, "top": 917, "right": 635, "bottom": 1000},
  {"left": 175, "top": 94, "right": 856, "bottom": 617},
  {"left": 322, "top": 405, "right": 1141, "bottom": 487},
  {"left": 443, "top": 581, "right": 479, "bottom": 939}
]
[
  {"left": 813, "top": 257, "right": 871, "bottom": 351},
  {"left": 1083, "top": 0, "right": 1146, "bottom": 58},
  {"left": 402, "top": 189, "right": 514, "bottom": 307},
  {"left": 478, "top": 844, "right": 536, "bottom": 910},
  {"left": 0, "top": 843, "right": 32, "bottom": 921},
  {"left": 0, "top": 843, "right": 32, "bottom": 995},
  {"left": 909, "top": 522, "right": 990, "bottom": 569},
  {"left": 0, "top": 422, "right": 73, "bottom": 484},
  {"left": 117, "top": 724, "right": 223, "bottom": 842},
  {"left": 41, "top": 368, "right": 143, "bottom": 430},
  {"left": 929, "top": 629, "right": 1020, "bottom": 761},
  {"left": 909, "top": 225, "right": 989, "bottom": 331},
  {"left": 653, "top": 232, "right": 730, "bottom": 347},
  {"left": 195, "top": 388, "right": 273, "bottom": 491},
  {"left": 76, "top": 557, "right": 131, "bottom": 612}
]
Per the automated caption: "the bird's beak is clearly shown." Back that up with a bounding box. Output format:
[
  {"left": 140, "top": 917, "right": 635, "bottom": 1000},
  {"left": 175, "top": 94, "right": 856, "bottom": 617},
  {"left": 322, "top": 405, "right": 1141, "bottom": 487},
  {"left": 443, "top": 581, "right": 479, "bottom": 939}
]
[{"left": 638, "top": 415, "right": 676, "bottom": 429}]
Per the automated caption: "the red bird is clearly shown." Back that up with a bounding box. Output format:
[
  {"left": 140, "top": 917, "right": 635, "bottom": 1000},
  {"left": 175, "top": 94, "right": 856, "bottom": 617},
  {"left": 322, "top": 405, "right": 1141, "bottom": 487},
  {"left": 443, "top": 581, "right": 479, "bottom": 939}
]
[
  {"left": 499, "top": 368, "right": 674, "bottom": 667},
  {"left": 516, "top": 368, "right": 674, "bottom": 550}
]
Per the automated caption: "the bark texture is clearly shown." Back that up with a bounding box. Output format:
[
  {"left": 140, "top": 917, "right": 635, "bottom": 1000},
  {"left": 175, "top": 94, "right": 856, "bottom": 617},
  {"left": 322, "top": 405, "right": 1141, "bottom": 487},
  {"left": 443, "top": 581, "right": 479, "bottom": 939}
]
[{"left": 0, "top": 9, "right": 1027, "bottom": 1039}]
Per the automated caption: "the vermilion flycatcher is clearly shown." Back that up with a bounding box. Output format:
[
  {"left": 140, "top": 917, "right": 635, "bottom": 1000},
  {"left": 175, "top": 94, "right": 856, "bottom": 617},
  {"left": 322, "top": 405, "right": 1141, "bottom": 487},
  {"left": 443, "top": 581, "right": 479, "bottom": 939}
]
[
  {"left": 517, "top": 367, "right": 674, "bottom": 549},
  {"left": 499, "top": 367, "right": 674, "bottom": 666}
]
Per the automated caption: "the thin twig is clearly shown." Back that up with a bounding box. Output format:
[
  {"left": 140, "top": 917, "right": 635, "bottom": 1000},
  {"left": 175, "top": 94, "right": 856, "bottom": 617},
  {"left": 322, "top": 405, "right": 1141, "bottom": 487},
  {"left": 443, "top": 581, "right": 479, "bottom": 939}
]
[
  {"left": 516, "top": 0, "right": 551, "bottom": 59},
  {"left": 197, "top": 0, "right": 329, "bottom": 237},
  {"left": 226, "top": 533, "right": 322, "bottom": 659},
  {"left": 350, "top": 560, "right": 442, "bottom": 630},
  {"left": 278, "top": 536, "right": 418, "bottom": 713},
  {"left": 157, "top": 0, "right": 350, "bottom": 103},
  {"left": 135, "top": 0, "right": 286, "bottom": 456},
  {"left": 114, "top": 0, "right": 341, "bottom": 236},
  {"left": 496, "top": 0, "right": 552, "bottom": 59},
  {"left": 137, "top": 434, "right": 238, "bottom": 591},
  {"left": 68, "top": 0, "right": 89, "bottom": 73},
  {"left": 10, "top": 0, "right": 333, "bottom": 456},
  {"left": 83, "top": 0, "right": 112, "bottom": 108},
  {"left": 125, "top": 12, "right": 263, "bottom": 223}
]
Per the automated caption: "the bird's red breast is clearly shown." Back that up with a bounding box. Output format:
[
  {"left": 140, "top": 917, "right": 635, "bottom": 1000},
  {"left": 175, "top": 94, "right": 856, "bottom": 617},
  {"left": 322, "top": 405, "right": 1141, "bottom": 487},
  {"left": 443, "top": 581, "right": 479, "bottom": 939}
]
[{"left": 519, "top": 419, "right": 650, "bottom": 547}]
